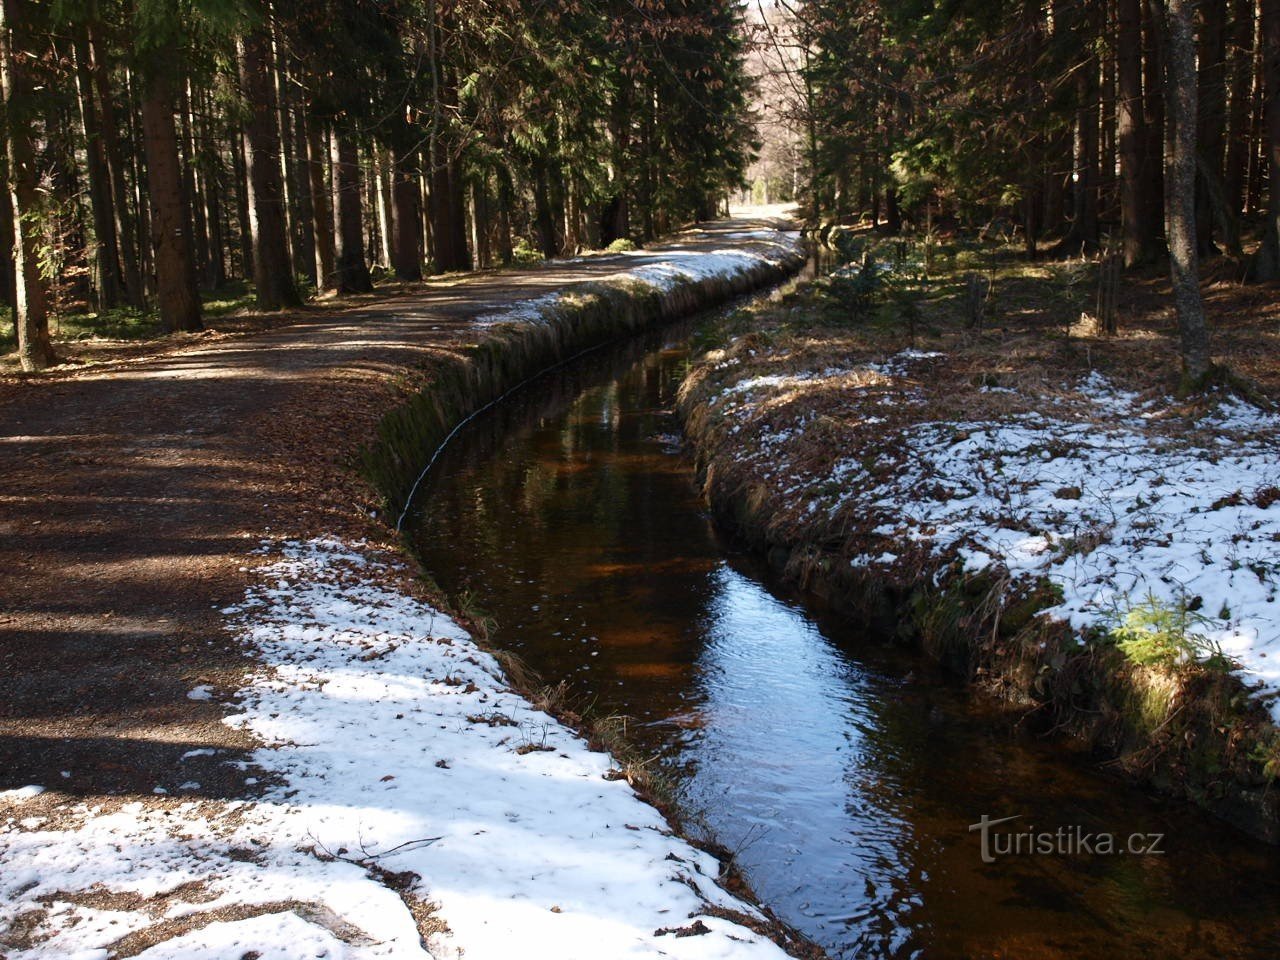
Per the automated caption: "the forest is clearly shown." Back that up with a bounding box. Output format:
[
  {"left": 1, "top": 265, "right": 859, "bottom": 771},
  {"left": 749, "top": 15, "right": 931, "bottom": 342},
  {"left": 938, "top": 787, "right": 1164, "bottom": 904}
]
[
  {"left": 752, "top": 0, "right": 1279, "bottom": 382},
  {"left": 5, "top": 2, "right": 1280, "bottom": 958},
  {"left": 1, "top": 0, "right": 753, "bottom": 370}
]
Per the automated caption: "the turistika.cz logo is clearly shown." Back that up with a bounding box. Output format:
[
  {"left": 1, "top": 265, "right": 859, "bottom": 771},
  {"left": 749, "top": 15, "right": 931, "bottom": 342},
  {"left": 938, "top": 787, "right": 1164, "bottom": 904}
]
[{"left": 968, "top": 814, "right": 1165, "bottom": 864}]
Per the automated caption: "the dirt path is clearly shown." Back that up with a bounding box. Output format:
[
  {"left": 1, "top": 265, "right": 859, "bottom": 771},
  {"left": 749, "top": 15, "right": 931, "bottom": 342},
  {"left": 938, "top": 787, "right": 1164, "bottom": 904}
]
[{"left": 0, "top": 214, "right": 792, "bottom": 804}]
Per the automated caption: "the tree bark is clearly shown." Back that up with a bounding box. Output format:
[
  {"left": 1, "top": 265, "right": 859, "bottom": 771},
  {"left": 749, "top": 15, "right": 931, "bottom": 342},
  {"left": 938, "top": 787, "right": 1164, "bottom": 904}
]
[
  {"left": 140, "top": 69, "right": 202, "bottom": 332},
  {"left": 1223, "top": 0, "right": 1255, "bottom": 216},
  {"left": 284, "top": 71, "right": 315, "bottom": 285},
  {"left": 238, "top": 31, "right": 299, "bottom": 309},
  {"left": 1196, "top": 0, "right": 1229, "bottom": 255},
  {"left": 1067, "top": 0, "right": 1101, "bottom": 249},
  {"left": 390, "top": 147, "right": 422, "bottom": 280},
  {"left": 73, "top": 30, "right": 123, "bottom": 308},
  {"left": 0, "top": 0, "right": 55, "bottom": 369},
  {"left": 231, "top": 129, "right": 253, "bottom": 281},
  {"left": 1022, "top": 0, "right": 1044, "bottom": 258},
  {"left": 1119, "top": 0, "right": 1156, "bottom": 264},
  {"left": 1144, "top": 0, "right": 1169, "bottom": 246},
  {"left": 306, "top": 119, "right": 334, "bottom": 289},
  {"left": 1252, "top": 0, "right": 1280, "bottom": 277},
  {"left": 87, "top": 22, "right": 144, "bottom": 307},
  {"left": 329, "top": 128, "right": 372, "bottom": 293},
  {"left": 1165, "top": 0, "right": 1211, "bottom": 382},
  {"left": 496, "top": 163, "right": 514, "bottom": 265},
  {"left": 532, "top": 158, "right": 557, "bottom": 259},
  {"left": 178, "top": 80, "right": 210, "bottom": 290}
]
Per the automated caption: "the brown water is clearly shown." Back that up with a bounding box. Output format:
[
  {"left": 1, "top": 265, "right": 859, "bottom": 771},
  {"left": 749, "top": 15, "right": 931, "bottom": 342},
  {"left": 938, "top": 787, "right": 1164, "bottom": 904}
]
[{"left": 405, "top": 302, "right": 1280, "bottom": 959}]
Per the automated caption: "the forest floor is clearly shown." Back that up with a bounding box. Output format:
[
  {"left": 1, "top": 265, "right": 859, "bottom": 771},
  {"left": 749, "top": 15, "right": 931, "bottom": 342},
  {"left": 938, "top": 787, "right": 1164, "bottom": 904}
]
[
  {"left": 677, "top": 230, "right": 1280, "bottom": 833},
  {"left": 0, "top": 209, "right": 815, "bottom": 958}
]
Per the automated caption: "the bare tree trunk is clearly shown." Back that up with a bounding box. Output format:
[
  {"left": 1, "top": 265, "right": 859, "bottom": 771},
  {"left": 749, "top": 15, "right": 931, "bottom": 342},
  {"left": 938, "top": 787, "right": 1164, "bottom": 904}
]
[
  {"left": 372, "top": 146, "right": 394, "bottom": 270},
  {"left": 390, "top": 147, "right": 422, "bottom": 280},
  {"left": 178, "top": 81, "right": 210, "bottom": 290},
  {"left": 1166, "top": 0, "right": 1211, "bottom": 383},
  {"left": 88, "top": 22, "right": 144, "bottom": 307},
  {"left": 307, "top": 119, "right": 334, "bottom": 289},
  {"left": 196, "top": 86, "right": 226, "bottom": 288},
  {"left": 1022, "top": 0, "right": 1044, "bottom": 258},
  {"left": 1145, "top": 0, "right": 1169, "bottom": 247},
  {"left": 140, "top": 69, "right": 202, "bottom": 332},
  {"left": 1, "top": 0, "right": 55, "bottom": 369},
  {"left": 238, "top": 30, "right": 300, "bottom": 309},
  {"left": 284, "top": 67, "right": 315, "bottom": 285},
  {"left": 496, "top": 163, "right": 514, "bottom": 265},
  {"left": 73, "top": 29, "right": 123, "bottom": 308},
  {"left": 1120, "top": 0, "right": 1156, "bottom": 264},
  {"left": 231, "top": 130, "right": 253, "bottom": 281},
  {"left": 329, "top": 128, "right": 372, "bottom": 293},
  {"left": 1252, "top": 0, "right": 1280, "bottom": 277},
  {"left": 532, "top": 158, "right": 557, "bottom": 259},
  {"left": 473, "top": 176, "right": 492, "bottom": 268},
  {"left": 0, "top": 154, "right": 13, "bottom": 307},
  {"left": 1196, "top": 0, "right": 1229, "bottom": 255},
  {"left": 1224, "top": 0, "right": 1255, "bottom": 216},
  {"left": 1067, "top": 0, "right": 1102, "bottom": 249}
]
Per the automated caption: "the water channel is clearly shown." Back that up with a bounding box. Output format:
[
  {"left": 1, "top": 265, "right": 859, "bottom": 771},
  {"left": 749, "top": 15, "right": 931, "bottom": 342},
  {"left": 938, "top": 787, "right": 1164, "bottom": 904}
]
[{"left": 405, "top": 290, "right": 1280, "bottom": 959}]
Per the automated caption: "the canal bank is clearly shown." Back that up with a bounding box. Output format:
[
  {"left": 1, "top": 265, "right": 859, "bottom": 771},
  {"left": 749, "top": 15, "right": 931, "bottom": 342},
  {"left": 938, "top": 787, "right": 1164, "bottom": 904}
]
[
  {"left": 675, "top": 266, "right": 1280, "bottom": 846},
  {"left": 403, "top": 291, "right": 1280, "bottom": 960}
]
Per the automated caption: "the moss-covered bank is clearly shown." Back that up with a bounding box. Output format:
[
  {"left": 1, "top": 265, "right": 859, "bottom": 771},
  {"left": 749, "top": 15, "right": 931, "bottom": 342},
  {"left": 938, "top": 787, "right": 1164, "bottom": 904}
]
[{"left": 675, "top": 277, "right": 1280, "bottom": 844}]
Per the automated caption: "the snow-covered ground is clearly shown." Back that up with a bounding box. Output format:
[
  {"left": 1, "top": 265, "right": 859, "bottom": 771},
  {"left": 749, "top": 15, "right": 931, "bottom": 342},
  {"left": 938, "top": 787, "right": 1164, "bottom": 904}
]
[
  {"left": 476, "top": 228, "right": 802, "bottom": 326},
  {"left": 704, "top": 350, "right": 1280, "bottom": 723},
  {"left": 0, "top": 539, "right": 793, "bottom": 959}
]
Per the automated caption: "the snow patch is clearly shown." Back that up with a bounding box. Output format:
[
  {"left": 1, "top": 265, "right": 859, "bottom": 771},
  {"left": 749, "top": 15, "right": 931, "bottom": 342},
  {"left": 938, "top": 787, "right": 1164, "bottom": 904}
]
[{"left": 0, "top": 538, "right": 790, "bottom": 960}]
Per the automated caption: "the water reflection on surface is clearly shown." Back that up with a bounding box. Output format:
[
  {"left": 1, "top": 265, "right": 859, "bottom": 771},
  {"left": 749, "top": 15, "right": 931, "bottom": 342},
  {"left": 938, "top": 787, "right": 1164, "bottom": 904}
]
[{"left": 407, "top": 310, "right": 1280, "bottom": 959}]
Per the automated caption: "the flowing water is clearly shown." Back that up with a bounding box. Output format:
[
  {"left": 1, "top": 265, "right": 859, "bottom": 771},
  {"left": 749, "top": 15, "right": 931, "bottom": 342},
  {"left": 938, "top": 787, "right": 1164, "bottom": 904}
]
[{"left": 405, "top": 294, "right": 1280, "bottom": 959}]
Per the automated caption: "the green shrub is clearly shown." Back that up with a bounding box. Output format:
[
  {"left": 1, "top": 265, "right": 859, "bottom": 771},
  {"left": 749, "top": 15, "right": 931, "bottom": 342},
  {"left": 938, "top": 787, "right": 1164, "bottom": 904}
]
[
  {"left": 511, "top": 239, "right": 545, "bottom": 264},
  {"left": 607, "top": 237, "right": 638, "bottom": 253},
  {"left": 1106, "top": 591, "right": 1234, "bottom": 672}
]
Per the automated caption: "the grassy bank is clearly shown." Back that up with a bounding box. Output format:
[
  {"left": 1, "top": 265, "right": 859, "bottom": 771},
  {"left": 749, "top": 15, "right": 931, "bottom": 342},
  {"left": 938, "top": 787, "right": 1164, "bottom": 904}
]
[{"left": 676, "top": 231, "right": 1280, "bottom": 841}]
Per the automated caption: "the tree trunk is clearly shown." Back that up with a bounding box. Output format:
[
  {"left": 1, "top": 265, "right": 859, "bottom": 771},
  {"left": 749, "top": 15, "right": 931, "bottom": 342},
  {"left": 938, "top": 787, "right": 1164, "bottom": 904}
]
[
  {"left": 285, "top": 75, "right": 315, "bottom": 285},
  {"left": 307, "top": 119, "right": 334, "bottom": 289},
  {"left": 140, "top": 70, "right": 202, "bottom": 332},
  {"left": 473, "top": 176, "right": 492, "bottom": 268},
  {"left": 73, "top": 30, "right": 123, "bottom": 308},
  {"left": 390, "top": 147, "right": 422, "bottom": 280},
  {"left": 1251, "top": 0, "right": 1280, "bottom": 277},
  {"left": 238, "top": 31, "right": 299, "bottom": 309},
  {"left": 88, "top": 22, "right": 144, "bottom": 307},
  {"left": 1144, "top": 0, "right": 1169, "bottom": 246},
  {"left": 1119, "top": 0, "right": 1156, "bottom": 264},
  {"left": 178, "top": 81, "right": 210, "bottom": 291},
  {"left": 606, "top": 82, "right": 631, "bottom": 243},
  {"left": 1224, "top": 0, "right": 1255, "bottom": 217},
  {"left": 1166, "top": 0, "right": 1211, "bottom": 382},
  {"left": 1, "top": 0, "right": 55, "bottom": 369},
  {"left": 329, "top": 128, "right": 372, "bottom": 293},
  {"left": 496, "top": 163, "right": 514, "bottom": 265},
  {"left": 1067, "top": 0, "right": 1101, "bottom": 249},
  {"left": 1196, "top": 0, "right": 1229, "bottom": 255},
  {"left": 196, "top": 87, "right": 226, "bottom": 288},
  {"left": 1022, "top": 0, "right": 1044, "bottom": 258},
  {"left": 0, "top": 154, "right": 13, "bottom": 307},
  {"left": 533, "top": 158, "right": 557, "bottom": 259},
  {"left": 231, "top": 130, "right": 253, "bottom": 281}
]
